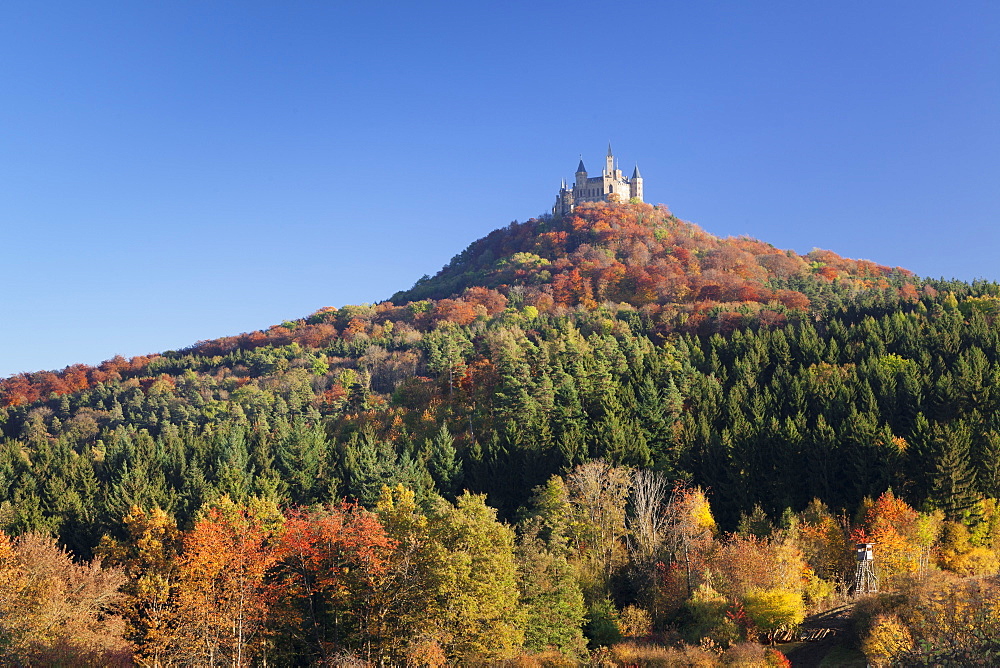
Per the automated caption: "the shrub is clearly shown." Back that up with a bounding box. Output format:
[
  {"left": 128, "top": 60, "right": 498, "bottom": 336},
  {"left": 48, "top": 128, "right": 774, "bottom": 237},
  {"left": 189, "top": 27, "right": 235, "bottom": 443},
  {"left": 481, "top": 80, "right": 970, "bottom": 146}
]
[
  {"left": 405, "top": 638, "right": 448, "bottom": 667},
  {"left": 860, "top": 614, "right": 912, "bottom": 667},
  {"left": 683, "top": 583, "right": 740, "bottom": 646},
  {"left": 740, "top": 588, "right": 804, "bottom": 639},
  {"left": 606, "top": 641, "right": 719, "bottom": 667},
  {"left": 721, "top": 642, "right": 791, "bottom": 667},
  {"left": 854, "top": 572, "right": 1000, "bottom": 665},
  {"left": 941, "top": 545, "right": 1000, "bottom": 577},
  {"left": 619, "top": 605, "right": 653, "bottom": 639}
]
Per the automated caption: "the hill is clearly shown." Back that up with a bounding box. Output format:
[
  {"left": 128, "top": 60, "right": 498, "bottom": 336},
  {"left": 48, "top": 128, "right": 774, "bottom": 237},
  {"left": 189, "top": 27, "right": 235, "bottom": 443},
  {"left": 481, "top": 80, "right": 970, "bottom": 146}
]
[
  {"left": 0, "top": 201, "right": 919, "bottom": 411},
  {"left": 2, "top": 201, "right": 1000, "bottom": 663},
  {"left": 393, "top": 201, "right": 910, "bottom": 321},
  {"left": 1, "top": 201, "right": 995, "bottom": 536}
]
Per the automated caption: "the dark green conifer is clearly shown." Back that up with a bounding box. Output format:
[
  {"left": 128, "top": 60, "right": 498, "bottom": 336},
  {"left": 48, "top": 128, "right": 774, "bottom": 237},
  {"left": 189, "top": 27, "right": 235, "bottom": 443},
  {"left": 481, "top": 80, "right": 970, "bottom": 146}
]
[
  {"left": 428, "top": 421, "right": 462, "bottom": 496},
  {"left": 930, "top": 421, "right": 979, "bottom": 522}
]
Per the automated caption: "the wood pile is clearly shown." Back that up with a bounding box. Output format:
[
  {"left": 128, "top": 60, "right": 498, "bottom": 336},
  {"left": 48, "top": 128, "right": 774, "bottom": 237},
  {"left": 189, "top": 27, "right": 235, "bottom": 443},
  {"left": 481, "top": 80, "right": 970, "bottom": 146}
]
[{"left": 772, "top": 628, "right": 837, "bottom": 643}]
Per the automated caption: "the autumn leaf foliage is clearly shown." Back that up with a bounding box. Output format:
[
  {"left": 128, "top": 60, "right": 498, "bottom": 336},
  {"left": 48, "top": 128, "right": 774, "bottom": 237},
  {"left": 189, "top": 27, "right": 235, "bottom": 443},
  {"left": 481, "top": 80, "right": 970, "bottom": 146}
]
[
  {"left": 852, "top": 491, "right": 923, "bottom": 583},
  {"left": 272, "top": 502, "right": 397, "bottom": 662},
  {"left": 96, "top": 506, "right": 182, "bottom": 664},
  {"left": 169, "top": 504, "right": 280, "bottom": 667},
  {"left": 0, "top": 532, "right": 130, "bottom": 665}
]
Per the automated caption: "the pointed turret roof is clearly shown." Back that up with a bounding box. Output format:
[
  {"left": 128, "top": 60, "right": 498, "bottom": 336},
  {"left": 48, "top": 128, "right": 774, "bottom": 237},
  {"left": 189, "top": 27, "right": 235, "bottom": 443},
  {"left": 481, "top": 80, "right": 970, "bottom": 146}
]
[
  {"left": 607, "top": 142, "right": 613, "bottom": 157},
  {"left": 576, "top": 159, "right": 586, "bottom": 173},
  {"left": 632, "top": 164, "right": 642, "bottom": 179}
]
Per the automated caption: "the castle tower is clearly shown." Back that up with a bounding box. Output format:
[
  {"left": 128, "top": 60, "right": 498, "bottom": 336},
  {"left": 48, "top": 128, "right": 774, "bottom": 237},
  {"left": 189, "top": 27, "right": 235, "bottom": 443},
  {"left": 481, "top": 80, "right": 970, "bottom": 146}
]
[
  {"left": 630, "top": 165, "right": 643, "bottom": 201},
  {"left": 605, "top": 143, "right": 614, "bottom": 177},
  {"left": 575, "top": 158, "right": 587, "bottom": 186}
]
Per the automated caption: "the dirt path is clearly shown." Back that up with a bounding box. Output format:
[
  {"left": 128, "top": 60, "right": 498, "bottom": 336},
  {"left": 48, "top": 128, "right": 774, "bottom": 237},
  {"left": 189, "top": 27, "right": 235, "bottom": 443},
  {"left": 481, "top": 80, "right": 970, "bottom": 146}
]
[{"left": 782, "top": 603, "right": 861, "bottom": 668}]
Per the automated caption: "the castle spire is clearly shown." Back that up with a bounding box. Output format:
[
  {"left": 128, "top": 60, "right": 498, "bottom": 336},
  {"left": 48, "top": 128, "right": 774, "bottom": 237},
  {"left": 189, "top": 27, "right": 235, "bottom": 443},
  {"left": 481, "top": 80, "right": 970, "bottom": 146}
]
[
  {"left": 629, "top": 162, "right": 644, "bottom": 202},
  {"left": 576, "top": 158, "right": 586, "bottom": 173},
  {"left": 607, "top": 142, "right": 613, "bottom": 157}
]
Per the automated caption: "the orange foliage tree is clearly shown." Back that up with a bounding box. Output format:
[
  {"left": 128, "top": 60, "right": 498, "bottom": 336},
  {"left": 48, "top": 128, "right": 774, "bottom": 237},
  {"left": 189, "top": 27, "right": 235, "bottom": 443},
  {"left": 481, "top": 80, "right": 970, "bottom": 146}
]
[
  {"left": 852, "top": 491, "right": 923, "bottom": 584},
  {"left": 169, "top": 502, "right": 281, "bottom": 667},
  {"left": 271, "top": 503, "right": 397, "bottom": 663}
]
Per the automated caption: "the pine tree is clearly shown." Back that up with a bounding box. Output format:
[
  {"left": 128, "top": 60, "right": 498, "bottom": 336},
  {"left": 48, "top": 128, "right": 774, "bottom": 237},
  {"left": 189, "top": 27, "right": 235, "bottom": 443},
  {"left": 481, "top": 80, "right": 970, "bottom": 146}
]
[
  {"left": 427, "top": 421, "right": 461, "bottom": 497},
  {"left": 930, "top": 421, "right": 979, "bottom": 522},
  {"left": 975, "top": 429, "right": 1000, "bottom": 498},
  {"left": 634, "top": 376, "right": 677, "bottom": 474},
  {"left": 276, "top": 417, "right": 328, "bottom": 504},
  {"left": 342, "top": 425, "right": 400, "bottom": 507}
]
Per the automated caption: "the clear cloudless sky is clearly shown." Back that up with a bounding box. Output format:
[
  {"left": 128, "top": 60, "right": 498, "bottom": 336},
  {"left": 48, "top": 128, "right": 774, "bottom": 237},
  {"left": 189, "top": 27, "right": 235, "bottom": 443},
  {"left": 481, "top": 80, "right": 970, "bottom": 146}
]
[{"left": 1, "top": 1, "right": 998, "bottom": 377}]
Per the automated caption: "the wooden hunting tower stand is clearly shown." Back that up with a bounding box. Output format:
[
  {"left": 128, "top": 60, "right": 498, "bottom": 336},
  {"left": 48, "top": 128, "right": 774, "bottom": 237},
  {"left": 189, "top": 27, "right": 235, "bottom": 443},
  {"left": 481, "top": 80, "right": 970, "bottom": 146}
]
[{"left": 852, "top": 542, "right": 878, "bottom": 595}]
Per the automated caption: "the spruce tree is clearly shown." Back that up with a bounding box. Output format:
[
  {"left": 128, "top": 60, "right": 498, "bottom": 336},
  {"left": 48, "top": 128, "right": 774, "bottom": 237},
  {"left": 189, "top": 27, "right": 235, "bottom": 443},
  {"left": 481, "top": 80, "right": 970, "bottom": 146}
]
[
  {"left": 428, "top": 421, "right": 461, "bottom": 497},
  {"left": 976, "top": 429, "right": 1000, "bottom": 498},
  {"left": 930, "top": 421, "right": 979, "bottom": 522}
]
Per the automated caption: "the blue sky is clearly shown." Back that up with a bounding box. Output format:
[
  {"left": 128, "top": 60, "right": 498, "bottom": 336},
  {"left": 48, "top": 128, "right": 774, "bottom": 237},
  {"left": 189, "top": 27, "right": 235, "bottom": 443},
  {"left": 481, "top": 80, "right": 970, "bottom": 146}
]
[{"left": 2, "top": 1, "right": 998, "bottom": 377}]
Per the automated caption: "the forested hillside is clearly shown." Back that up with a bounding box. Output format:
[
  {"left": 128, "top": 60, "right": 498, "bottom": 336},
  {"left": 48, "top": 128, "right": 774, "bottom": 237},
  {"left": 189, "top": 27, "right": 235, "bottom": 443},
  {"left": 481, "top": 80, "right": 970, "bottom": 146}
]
[{"left": 2, "top": 201, "right": 999, "bottom": 664}]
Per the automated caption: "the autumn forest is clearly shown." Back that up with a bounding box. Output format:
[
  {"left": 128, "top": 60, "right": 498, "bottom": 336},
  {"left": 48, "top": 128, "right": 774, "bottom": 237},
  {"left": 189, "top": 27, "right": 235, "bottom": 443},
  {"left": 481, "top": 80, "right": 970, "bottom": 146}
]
[{"left": 3, "top": 202, "right": 1000, "bottom": 665}]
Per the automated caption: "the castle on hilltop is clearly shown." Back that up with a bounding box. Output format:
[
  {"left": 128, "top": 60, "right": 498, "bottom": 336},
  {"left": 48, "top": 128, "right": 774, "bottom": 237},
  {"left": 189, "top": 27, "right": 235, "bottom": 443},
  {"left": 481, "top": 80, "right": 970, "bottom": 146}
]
[{"left": 553, "top": 144, "right": 643, "bottom": 217}]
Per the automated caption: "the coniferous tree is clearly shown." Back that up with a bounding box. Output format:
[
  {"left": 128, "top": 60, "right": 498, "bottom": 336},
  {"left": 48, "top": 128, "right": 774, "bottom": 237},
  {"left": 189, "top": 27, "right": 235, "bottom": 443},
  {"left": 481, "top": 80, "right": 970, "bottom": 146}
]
[
  {"left": 428, "top": 421, "right": 461, "bottom": 497},
  {"left": 518, "top": 526, "right": 587, "bottom": 658},
  {"left": 930, "top": 421, "right": 979, "bottom": 522},
  {"left": 276, "top": 417, "right": 328, "bottom": 505},
  {"left": 976, "top": 429, "right": 1000, "bottom": 498},
  {"left": 906, "top": 413, "right": 937, "bottom": 504},
  {"left": 634, "top": 376, "right": 678, "bottom": 474}
]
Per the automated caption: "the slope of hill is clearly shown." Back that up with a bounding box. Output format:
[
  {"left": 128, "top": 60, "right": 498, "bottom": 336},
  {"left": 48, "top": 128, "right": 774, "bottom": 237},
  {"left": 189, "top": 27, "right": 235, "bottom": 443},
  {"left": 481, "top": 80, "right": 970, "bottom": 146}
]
[
  {"left": 393, "top": 201, "right": 910, "bottom": 317},
  {"left": 1, "top": 201, "right": 995, "bottom": 532},
  {"left": 1, "top": 202, "right": 912, "bottom": 411},
  {"left": 2, "top": 201, "right": 1000, "bottom": 663}
]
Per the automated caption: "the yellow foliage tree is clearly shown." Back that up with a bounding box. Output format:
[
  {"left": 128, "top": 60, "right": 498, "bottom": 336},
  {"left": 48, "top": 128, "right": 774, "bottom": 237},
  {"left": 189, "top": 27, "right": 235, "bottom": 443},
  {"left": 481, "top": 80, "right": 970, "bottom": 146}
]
[
  {"left": 618, "top": 605, "right": 652, "bottom": 639},
  {"left": 740, "top": 588, "right": 805, "bottom": 641},
  {"left": 427, "top": 492, "right": 525, "bottom": 662},
  {"left": 938, "top": 521, "right": 1000, "bottom": 576},
  {"left": 0, "top": 532, "right": 130, "bottom": 665},
  {"left": 97, "top": 506, "right": 182, "bottom": 662},
  {"left": 374, "top": 484, "right": 448, "bottom": 661},
  {"left": 664, "top": 484, "right": 717, "bottom": 597},
  {"left": 861, "top": 614, "right": 913, "bottom": 667}
]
